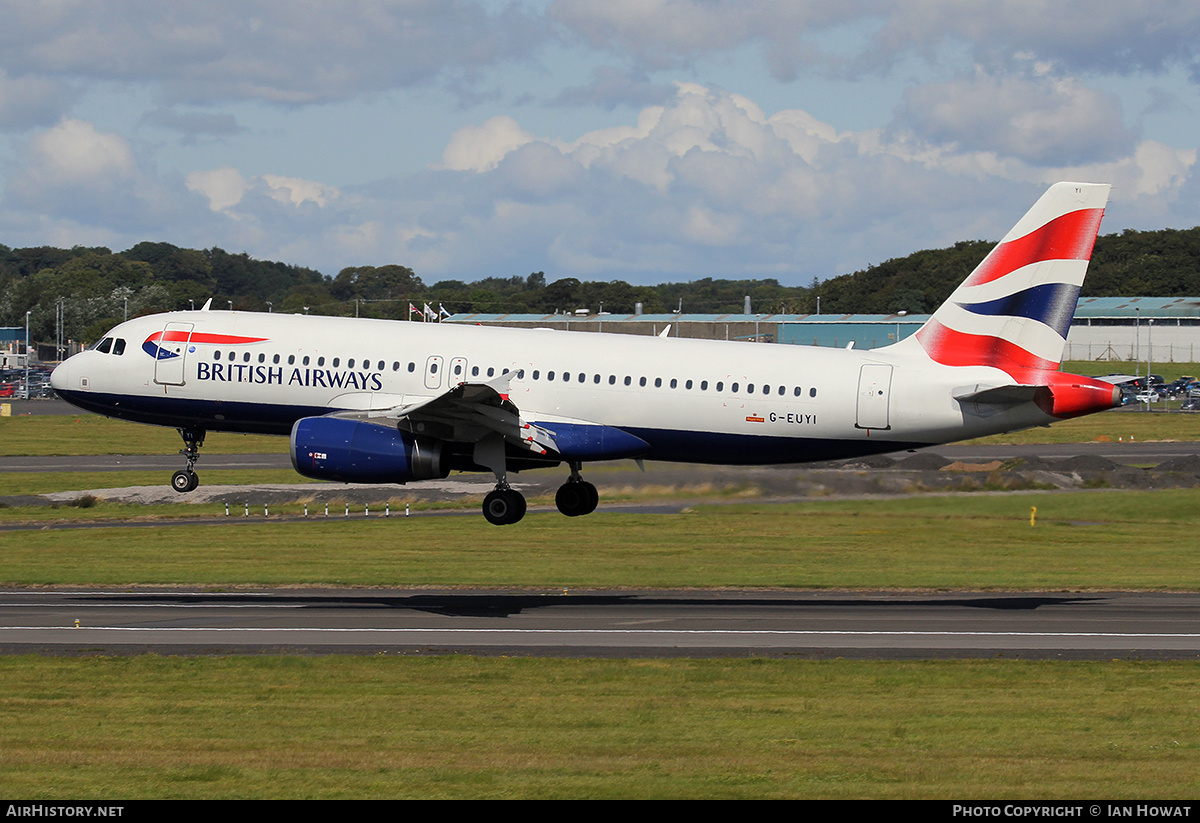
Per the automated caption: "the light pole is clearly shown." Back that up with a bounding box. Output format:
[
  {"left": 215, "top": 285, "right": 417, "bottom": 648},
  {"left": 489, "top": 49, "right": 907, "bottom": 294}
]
[{"left": 24, "top": 311, "right": 30, "bottom": 400}]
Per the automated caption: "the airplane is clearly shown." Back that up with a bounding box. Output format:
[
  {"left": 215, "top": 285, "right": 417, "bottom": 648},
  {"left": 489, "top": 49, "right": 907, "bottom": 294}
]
[{"left": 50, "top": 181, "right": 1120, "bottom": 525}]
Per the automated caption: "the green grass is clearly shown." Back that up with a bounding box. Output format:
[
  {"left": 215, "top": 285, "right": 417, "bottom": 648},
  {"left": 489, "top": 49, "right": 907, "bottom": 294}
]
[
  {"left": 3, "top": 490, "right": 1200, "bottom": 589},
  {"left": 0, "top": 656, "right": 1196, "bottom": 799},
  {"left": 0, "top": 414, "right": 284, "bottom": 456},
  {"left": 0, "top": 470, "right": 320, "bottom": 496}
]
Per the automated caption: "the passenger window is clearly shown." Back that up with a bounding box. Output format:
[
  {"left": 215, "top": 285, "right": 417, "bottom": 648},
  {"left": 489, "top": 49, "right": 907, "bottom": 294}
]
[
  {"left": 654, "top": 378, "right": 662, "bottom": 388},
  {"left": 332, "top": 358, "right": 339, "bottom": 367},
  {"left": 318, "top": 357, "right": 325, "bottom": 366},
  {"left": 701, "top": 380, "right": 708, "bottom": 390},
  {"left": 810, "top": 388, "right": 817, "bottom": 397},
  {"left": 732, "top": 383, "right": 739, "bottom": 393},
  {"left": 258, "top": 353, "right": 265, "bottom": 363},
  {"left": 213, "top": 351, "right": 222, "bottom": 361},
  {"left": 274, "top": 354, "right": 281, "bottom": 365},
  {"left": 624, "top": 376, "right": 632, "bottom": 386},
  {"left": 716, "top": 381, "right": 724, "bottom": 392},
  {"left": 288, "top": 355, "right": 296, "bottom": 365},
  {"left": 348, "top": 359, "right": 355, "bottom": 368}
]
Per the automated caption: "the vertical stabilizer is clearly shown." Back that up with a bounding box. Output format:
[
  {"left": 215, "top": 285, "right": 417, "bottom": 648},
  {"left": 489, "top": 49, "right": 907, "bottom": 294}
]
[{"left": 906, "top": 182, "right": 1110, "bottom": 377}]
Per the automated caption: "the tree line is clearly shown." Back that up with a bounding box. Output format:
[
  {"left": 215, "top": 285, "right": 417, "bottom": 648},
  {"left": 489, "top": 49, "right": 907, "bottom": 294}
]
[{"left": 2, "top": 225, "right": 1198, "bottom": 346}]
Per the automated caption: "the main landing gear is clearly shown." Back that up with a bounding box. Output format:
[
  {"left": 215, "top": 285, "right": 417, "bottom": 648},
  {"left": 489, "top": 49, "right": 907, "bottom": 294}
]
[
  {"left": 476, "top": 436, "right": 600, "bottom": 525},
  {"left": 171, "top": 427, "right": 205, "bottom": 493},
  {"left": 555, "top": 462, "right": 598, "bottom": 517},
  {"left": 482, "top": 484, "right": 526, "bottom": 526}
]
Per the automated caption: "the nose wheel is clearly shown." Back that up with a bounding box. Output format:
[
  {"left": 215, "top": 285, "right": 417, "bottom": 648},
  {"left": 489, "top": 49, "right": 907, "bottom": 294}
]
[{"left": 171, "top": 427, "right": 206, "bottom": 494}]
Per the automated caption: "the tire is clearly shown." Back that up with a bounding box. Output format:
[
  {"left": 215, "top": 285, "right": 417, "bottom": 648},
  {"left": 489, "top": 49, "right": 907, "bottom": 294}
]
[
  {"left": 171, "top": 470, "right": 198, "bottom": 493},
  {"left": 556, "top": 480, "right": 598, "bottom": 517},
  {"left": 483, "top": 489, "right": 525, "bottom": 525}
]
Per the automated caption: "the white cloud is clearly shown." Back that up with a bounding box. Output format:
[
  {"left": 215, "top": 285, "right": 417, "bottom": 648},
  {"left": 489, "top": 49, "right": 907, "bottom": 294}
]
[
  {"left": 0, "top": 1, "right": 550, "bottom": 105},
  {"left": 261, "top": 174, "right": 340, "bottom": 208},
  {"left": 441, "top": 115, "right": 535, "bottom": 172},
  {"left": 893, "top": 68, "right": 1137, "bottom": 165},
  {"left": 187, "top": 166, "right": 248, "bottom": 212},
  {"left": 27, "top": 118, "right": 135, "bottom": 183}
]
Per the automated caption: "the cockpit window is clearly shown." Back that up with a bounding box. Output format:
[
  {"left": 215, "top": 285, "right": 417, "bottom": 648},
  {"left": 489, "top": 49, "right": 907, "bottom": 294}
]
[
  {"left": 112, "top": 338, "right": 126, "bottom": 355},
  {"left": 95, "top": 337, "right": 113, "bottom": 354}
]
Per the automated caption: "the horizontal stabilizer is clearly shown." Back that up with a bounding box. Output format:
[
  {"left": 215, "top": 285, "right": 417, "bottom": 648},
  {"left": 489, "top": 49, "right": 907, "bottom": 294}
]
[{"left": 953, "top": 384, "right": 1049, "bottom": 406}]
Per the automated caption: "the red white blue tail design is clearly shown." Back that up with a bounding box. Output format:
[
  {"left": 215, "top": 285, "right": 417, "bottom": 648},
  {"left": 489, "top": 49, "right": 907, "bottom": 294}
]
[{"left": 912, "top": 182, "right": 1110, "bottom": 375}]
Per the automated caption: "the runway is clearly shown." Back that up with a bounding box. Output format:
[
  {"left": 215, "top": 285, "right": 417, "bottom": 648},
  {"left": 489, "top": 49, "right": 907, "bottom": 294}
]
[{"left": 1, "top": 588, "right": 1197, "bottom": 659}]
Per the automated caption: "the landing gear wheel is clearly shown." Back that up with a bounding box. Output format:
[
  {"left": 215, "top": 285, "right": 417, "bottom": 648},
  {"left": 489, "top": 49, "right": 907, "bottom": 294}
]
[
  {"left": 556, "top": 480, "right": 598, "bottom": 517},
  {"left": 171, "top": 427, "right": 206, "bottom": 494},
  {"left": 171, "top": 469, "right": 199, "bottom": 493},
  {"left": 483, "top": 488, "right": 526, "bottom": 525}
]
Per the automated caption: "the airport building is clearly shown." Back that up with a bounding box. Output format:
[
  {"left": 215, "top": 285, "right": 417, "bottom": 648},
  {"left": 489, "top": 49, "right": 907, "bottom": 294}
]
[{"left": 445, "top": 296, "right": 1200, "bottom": 362}]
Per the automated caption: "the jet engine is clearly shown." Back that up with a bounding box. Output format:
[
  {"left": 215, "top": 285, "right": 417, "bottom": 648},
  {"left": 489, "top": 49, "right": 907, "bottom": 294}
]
[{"left": 290, "top": 416, "right": 448, "bottom": 484}]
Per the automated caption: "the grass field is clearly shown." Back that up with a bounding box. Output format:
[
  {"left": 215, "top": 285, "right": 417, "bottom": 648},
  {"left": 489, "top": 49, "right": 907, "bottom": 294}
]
[
  {"left": 1, "top": 656, "right": 1197, "bottom": 799},
  {"left": 3, "top": 491, "right": 1200, "bottom": 589}
]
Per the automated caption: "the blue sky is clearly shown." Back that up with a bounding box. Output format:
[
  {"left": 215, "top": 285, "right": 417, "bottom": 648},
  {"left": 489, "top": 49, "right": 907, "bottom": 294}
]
[{"left": 1, "top": 1, "right": 1197, "bottom": 287}]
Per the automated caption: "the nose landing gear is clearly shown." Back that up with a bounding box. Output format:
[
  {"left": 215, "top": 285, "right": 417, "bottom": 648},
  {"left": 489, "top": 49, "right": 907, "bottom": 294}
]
[{"left": 171, "top": 427, "right": 205, "bottom": 493}]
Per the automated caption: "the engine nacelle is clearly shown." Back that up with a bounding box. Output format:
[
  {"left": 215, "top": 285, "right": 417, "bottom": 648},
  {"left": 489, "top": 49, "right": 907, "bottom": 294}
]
[{"left": 290, "top": 416, "right": 448, "bottom": 484}]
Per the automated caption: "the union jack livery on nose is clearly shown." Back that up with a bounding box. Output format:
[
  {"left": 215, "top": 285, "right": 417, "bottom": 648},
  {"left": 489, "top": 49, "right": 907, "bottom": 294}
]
[
  {"left": 52, "top": 182, "right": 1120, "bottom": 525},
  {"left": 142, "top": 329, "right": 269, "bottom": 360}
]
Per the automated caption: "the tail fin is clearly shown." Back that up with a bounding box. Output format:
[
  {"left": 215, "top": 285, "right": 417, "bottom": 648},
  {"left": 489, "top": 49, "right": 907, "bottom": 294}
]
[{"left": 906, "top": 182, "right": 1110, "bottom": 377}]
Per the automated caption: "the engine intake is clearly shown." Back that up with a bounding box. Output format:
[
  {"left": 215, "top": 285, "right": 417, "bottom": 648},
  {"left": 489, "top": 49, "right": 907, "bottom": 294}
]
[{"left": 290, "top": 416, "right": 447, "bottom": 484}]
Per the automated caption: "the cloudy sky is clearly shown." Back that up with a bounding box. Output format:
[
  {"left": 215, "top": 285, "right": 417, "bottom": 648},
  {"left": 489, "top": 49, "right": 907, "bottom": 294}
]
[{"left": 1, "top": 1, "right": 1198, "bottom": 287}]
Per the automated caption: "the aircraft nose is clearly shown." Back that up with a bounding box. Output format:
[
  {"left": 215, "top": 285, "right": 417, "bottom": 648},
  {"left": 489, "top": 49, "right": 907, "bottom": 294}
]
[{"left": 50, "top": 359, "right": 69, "bottom": 393}]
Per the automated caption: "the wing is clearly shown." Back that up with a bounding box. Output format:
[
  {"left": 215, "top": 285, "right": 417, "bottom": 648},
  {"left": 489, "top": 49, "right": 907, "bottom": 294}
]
[{"left": 333, "top": 372, "right": 649, "bottom": 461}]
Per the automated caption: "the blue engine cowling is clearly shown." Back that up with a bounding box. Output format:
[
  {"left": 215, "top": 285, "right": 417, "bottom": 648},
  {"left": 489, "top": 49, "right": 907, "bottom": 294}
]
[{"left": 290, "top": 416, "right": 448, "bottom": 484}]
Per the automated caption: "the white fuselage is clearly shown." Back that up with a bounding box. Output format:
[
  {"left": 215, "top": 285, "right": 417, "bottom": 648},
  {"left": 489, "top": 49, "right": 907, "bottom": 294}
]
[{"left": 51, "top": 309, "right": 1056, "bottom": 466}]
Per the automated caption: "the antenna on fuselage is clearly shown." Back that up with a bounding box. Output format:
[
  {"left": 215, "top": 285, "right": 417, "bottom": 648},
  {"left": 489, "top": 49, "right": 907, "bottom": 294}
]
[{"left": 200, "top": 298, "right": 212, "bottom": 311}]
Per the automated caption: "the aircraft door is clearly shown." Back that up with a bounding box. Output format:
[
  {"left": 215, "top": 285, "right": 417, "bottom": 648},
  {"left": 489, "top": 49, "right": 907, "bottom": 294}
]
[
  {"left": 424, "top": 355, "right": 443, "bottom": 390},
  {"left": 856, "top": 364, "right": 892, "bottom": 430},
  {"left": 449, "top": 357, "right": 468, "bottom": 386},
  {"left": 153, "top": 322, "right": 194, "bottom": 386}
]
